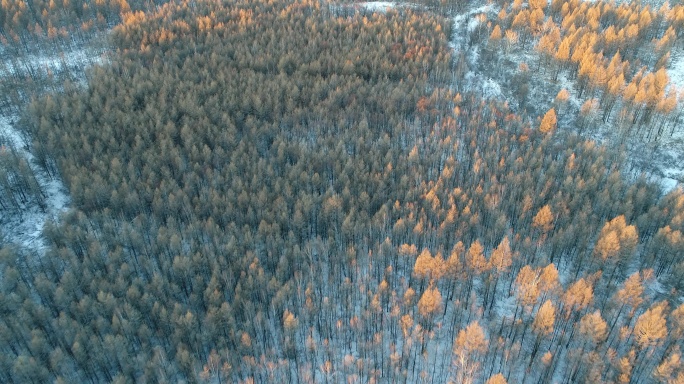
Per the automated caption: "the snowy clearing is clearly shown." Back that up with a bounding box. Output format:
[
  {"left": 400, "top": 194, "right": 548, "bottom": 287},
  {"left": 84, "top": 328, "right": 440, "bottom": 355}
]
[
  {"left": 0, "top": 43, "right": 105, "bottom": 252},
  {"left": 0, "top": 46, "right": 107, "bottom": 87},
  {"left": 360, "top": 1, "right": 396, "bottom": 11},
  {"left": 0, "top": 115, "right": 70, "bottom": 253},
  {"left": 669, "top": 51, "right": 684, "bottom": 91}
]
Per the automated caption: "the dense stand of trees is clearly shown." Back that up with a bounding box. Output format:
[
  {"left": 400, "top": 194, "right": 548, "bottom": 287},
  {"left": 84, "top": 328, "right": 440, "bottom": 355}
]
[
  {"left": 0, "top": 0, "right": 172, "bottom": 116},
  {"left": 0, "top": 0, "right": 144, "bottom": 46},
  {"left": 0, "top": 0, "right": 683, "bottom": 383},
  {"left": 0, "top": 137, "right": 46, "bottom": 212}
]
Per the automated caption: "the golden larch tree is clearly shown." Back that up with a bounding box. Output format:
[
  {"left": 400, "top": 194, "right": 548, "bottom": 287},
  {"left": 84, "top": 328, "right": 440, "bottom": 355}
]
[
  {"left": 490, "top": 24, "right": 502, "bottom": 41},
  {"left": 531, "top": 300, "right": 556, "bottom": 365},
  {"left": 533, "top": 300, "right": 556, "bottom": 336},
  {"left": 634, "top": 301, "right": 668, "bottom": 350},
  {"left": 562, "top": 278, "right": 593, "bottom": 318},
  {"left": 485, "top": 373, "right": 507, "bottom": 384},
  {"left": 489, "top": 236, "right": 512, "bottom": 274},
  {"left": 414, "top": 248, "right": 435, "bottom": 280},
  {"left": 418, "top": 285, "right": 442, "bottom": 320},
  {"left": 515, "top": 265, "right": 540, "bottom": 308},
  {"left": 467, "top": 240, "right": 488, "bottom": 274},
  {"left": 578, "top": 310, "right": 608, "bottom": 345},
  {"left": 533, "top": 204, "right": 554, "bottom": 232},
  {"left": 453, "top": 321, "right": 489, "bottom": 384}
]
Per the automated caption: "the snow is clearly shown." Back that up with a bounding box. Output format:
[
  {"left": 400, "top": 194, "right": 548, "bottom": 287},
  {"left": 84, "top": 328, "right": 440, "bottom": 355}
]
[
  {"left": 467, "top": 14, "right": 484, "bottom": 33},
  {"left": 0, "top": 115, "right": 70, "bottom": 253},
  {"left": 0, "top": 45, "right": 106, "bottom": 88},
  {"left": 0, "top": 43, "right": 105, "bottom": 252},
  {"left": 450, "top": 5, "right": 492, "bottom": 47},
  {"left": 0, "top": 116, "right": 26, "bottom": 148},
  {"left": 0, "top": 38, "right": 107, "bottom": 249},
  {"left": 660, "top": 177, "right": 680, "bottom": 193},
  {"left": 448, "top": 4, "right": 506, "bottom": 102},
  {"left": 481, "top": 77, "right": 503, "bottom": 100},
  {"left": 360, "top": 1, "right": 396, "bottom": 11},
  {"left": 25, "top": 47, "right": 103, "bottom": 74},
  {"left": 668, "top": 51, "right": 684, "bottom": 92}
]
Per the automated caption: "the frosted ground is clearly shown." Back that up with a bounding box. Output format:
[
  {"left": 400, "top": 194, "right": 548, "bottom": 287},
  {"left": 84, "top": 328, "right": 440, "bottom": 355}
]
[
  {"left": 359, "top": 2, "right": 684, "bottom": 381},
  {"left": 363, "top": 0, "right": 683, "bottom": 194},
  {"left": 0, "top": 44, "right": 104, "bottom": 252}
]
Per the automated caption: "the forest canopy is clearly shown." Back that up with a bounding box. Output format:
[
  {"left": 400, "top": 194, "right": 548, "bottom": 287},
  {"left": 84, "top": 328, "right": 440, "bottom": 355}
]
[{"left": 0, "top": 0, "right": 683, "bottom": 383}]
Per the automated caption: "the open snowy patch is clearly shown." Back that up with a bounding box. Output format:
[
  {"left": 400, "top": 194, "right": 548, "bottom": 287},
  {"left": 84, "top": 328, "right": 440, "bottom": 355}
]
[
  {"left": 481, "top": 77, "right": 503, "bottom": 99},
  {"left": 0, "top": 40, "right": 107, "bottom": 249},
  {"left": 449, "top": 4, "right": 493, "bottom": 49},
  {"left": 668, "top": 51, "right": 684, "bottom": 91},
  {"left": 22, "top": 47, "right": 103, "bottom": 75},
  {"left": 0, "top": 116, "right": 70, "bottom": 253},
  {"left": 660, "top": 177, "right": 680, "bottom": 193},
  {"left": 0, "top": 42, "right": 105, "bottom": 252},
  {"left": 360, "top": 1, "right": 396, "bottom": 11},
  {"left": 0, "top": 44, "right": 107, "bottom": 88}
]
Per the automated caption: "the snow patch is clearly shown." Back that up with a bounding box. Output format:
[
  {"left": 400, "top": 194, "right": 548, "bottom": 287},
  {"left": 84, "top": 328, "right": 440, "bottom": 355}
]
[
  {"left": 481, "top": 77, "right": 503, "bottom": 100},
  {"left": 360, "top": 2, "right": 396, "bottom": 11},
  {"left": 660, "top": 177, "right": 680, "bottom": 193},
  {"left": 467, "top": 15, "right": 482, "bottom": 32},
  {"left": 668, "top": 52, "right": 684, "bottom": 92},
  {"left": 450, "top": 5, "right": 492, "bottom": 47},
  {"left": 0, "top": 44, "right": 103, "bottom": 252},
  {"left": 0, "top": 45, "right": 106, "bottom": 87},
  {"left": 0, "top": 115, "right": 70, "bottom": 253}
]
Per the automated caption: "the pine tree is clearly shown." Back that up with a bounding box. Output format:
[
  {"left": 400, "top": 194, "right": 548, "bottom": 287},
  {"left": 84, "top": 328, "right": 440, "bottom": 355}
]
[
  {"left": 452, "top": 321, "right": 488, "bottom": 384},
  {"left": 538, "top": 107, "right": 558, "bottom": 133},
  {"left": 418, "top": 285, "right": 442, "bottom": 326},
  {"left": 593, "top": 216, "right": 638, "bottom": 285},
  {"left": 533, "top": 204, "right": 554, "bottom": 233},
  {"left": 414, "top": 248, "right": 436, "bottom": 284},
  {"left": 634, "top": 301, "right": 668, "bottom": 351},
  {"left": 530, "top": 300, "right": 555, "bottom": 366},
  {"left": 485, "top": 373, "right": 507, "bottom": 384},
  {"left": 579, "top": 310, "right": 608, "bottom": 345}
]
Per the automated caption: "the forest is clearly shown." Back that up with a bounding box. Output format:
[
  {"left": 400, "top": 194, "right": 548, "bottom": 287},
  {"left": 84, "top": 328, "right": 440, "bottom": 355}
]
[{"left": 0, "top": 0, "right": 683, "bottom": 383}]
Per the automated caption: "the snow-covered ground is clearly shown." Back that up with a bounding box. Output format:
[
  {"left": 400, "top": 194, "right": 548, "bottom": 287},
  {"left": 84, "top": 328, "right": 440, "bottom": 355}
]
[
  {"left": 359, "top": 0, "right": 683, "bottom": 194},
  {"left": 449, "top": 4, "right": 506, "bottom": 102},
  {"left": 449, "top": 5, "right": 493, "bottom": 48},
  {"left": 657, "top": 48, "right": 684, "bottom": 191},
  {"left": 0, "top": 46, "right": 106, "bottom": 89},
  {"left": 360, "top": 1, "right": 396, "bottom": 11},
  {"left": 669, "top": 53, "right": 684, "bottom": 91},
  {"left": 0, "top": 115, "right": 70, "bottom": 253},
  {"left": 0, "top": 44, "right": 105, "bottom": 252},
  {"left": 4, "top": 47, "right": 103, "bottom": 74},
  {"left": 459, "top": 2, "right": 684, "bottom": 194}
]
